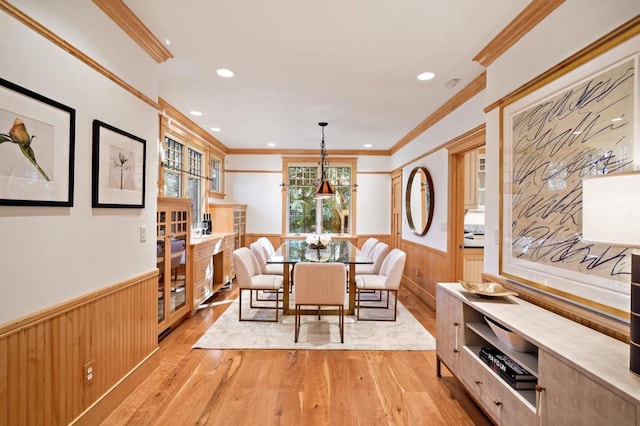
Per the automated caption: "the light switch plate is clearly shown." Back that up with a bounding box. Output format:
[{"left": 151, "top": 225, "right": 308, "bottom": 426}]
[{"left": 140, "top": 225, "right": 146, "bottom": 243}]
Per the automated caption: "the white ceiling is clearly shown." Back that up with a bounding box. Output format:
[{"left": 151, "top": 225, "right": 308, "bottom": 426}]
[{"left": 125, "top": 0, "right": 530, "bottom": 151}]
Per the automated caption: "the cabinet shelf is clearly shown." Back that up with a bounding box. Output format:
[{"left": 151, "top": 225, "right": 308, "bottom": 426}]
[
  {"left": 437, "top": 283, "right": 640, "bottom": 426},
  {"left": 466, "top": 321, "right": 539, "bottom": 377},
  {"left": 464, "top": 346, "right": 537, "bottom": 409}
]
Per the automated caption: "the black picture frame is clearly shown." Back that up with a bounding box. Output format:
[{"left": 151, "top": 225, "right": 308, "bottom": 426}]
[
  {"left": 0, "top": 77, "right": 75, "bottom": 206},
  {"left": 92, "top": 120, "right": 146, "bottom": 208}
]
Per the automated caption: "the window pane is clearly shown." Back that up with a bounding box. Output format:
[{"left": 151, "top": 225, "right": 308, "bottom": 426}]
[
  {"left": 188, "top": 177, "right": 200, "bottom": 223},
  {"left": 187, "top": 148, "right": 203, "bottom": 222},
  {"left": 164, "top": 171, "right": 180, "bottom": 197},
  {"left": 210, "top": 158, "right": 221, "bottom": 192}
]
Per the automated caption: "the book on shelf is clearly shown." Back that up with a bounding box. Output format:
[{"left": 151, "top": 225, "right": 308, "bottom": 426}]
[{"left": 479, "top": 346, "right": 535, "bottom": 381}]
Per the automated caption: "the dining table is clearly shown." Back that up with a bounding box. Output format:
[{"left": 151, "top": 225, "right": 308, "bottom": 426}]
[{"left": 267, "top": 239, "right": 373, "bottom": 315}]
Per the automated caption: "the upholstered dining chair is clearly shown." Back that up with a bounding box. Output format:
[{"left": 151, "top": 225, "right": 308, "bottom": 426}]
[
  {"left": 359, "top": 237, "right": 379, "bottom": 258},
  {"left": 256, "top": 237, "right": 276, "bottom": 257},
  {"left": 355, "top": 248, "right": 407, "bottom": 321},
  {"left": 355, "top": 242, "right": 389, "bottom": 276},
  {"left": 250, "top": 242, "right": 283, "bottom": 275},
  {"left": 232, "top": 247, "right": 283, "bottom": 322},
  {"left": 293, "top": 262, "right": 347, "bottom": 343}
]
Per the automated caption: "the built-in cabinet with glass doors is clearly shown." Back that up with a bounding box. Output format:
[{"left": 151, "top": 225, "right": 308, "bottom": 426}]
[{"left": 156, "top": 197, "right": 191, "bottom": 335}]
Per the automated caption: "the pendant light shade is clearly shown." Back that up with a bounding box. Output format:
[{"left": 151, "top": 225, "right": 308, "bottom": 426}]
[{"left": 314, "top": 122, "right": 335, "bottom": 199}]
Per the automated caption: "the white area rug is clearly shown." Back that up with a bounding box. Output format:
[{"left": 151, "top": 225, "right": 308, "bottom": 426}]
[{"left": 192, "top": 291, "right": 436, "bottom": 351}]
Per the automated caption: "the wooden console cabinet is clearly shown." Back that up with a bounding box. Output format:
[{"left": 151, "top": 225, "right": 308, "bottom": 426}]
[
  {"left": 436, "top": 283, "right": 640, "bottom": 425},
  {"left": 189, "top": 233, "right": 235, "bottom": 313}
]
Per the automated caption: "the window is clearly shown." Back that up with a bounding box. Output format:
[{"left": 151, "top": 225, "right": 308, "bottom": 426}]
[
  {"left": 285, "top": 158, "right": 356, "bottom": 235},
  {"left": 210, "top": 157, "right": 221, "bottom": 192},
  {"left": 187, "top": 148, "right": 203, "bottom": 222},
  {"left": 163, "top": 136, "right": 206, "bottom": 224},
  {"left": 164, "top": 137, "right": 183, "bottom": 197}
]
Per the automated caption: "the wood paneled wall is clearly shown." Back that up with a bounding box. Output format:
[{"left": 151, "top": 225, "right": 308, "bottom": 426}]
[
  {"left": 0, "top": 271, "right": 159, "bottom": 425},
  {"left": 401, "top": 239, "right": 453, "bottom": 310}
]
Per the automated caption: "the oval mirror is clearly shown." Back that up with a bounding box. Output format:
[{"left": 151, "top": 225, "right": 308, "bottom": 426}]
[{"left": 405, "top": 167, "right": 434, "bottom": 236}]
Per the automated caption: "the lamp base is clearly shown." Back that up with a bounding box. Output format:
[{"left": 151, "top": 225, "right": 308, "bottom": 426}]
[{"left": 632, "top": 253, "right": 639, "bottom": 375}]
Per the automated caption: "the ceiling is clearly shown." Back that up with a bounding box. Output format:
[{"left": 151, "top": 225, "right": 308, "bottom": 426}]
[{"left": 124, "top": 0, "right": 530, "bottom": 152}]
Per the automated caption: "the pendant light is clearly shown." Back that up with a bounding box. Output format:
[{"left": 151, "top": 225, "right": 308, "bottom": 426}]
[{"left": 314, "top": 122, "right": 335, "bottom": 199}]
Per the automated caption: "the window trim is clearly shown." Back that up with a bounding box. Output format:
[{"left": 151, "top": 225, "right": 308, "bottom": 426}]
[{"left": 281, "top": 156, "right": 357, "bottom": 236}]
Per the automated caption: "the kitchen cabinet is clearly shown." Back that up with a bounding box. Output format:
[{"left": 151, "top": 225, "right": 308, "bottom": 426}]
[{"left": 463, "top": 150, "right": 486, "bottom": 210}]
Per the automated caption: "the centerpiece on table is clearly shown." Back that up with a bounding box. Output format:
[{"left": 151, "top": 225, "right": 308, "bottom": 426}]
[{"left": 306, "top": 234, "right": 331, "bottom": 250}]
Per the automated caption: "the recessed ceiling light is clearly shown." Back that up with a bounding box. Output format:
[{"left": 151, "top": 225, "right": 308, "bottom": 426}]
[
  {"left": 364, "top": 143, "right": 372, "bottom": 148},
  {"left": 216, "top": 68, "right": 234, "bottom": 78},
  {"left": 267, "top": 143, "right": 276, "bottom": 147},
  {"left": 612, "top": 117, "right": 623, "bottom": 122},
  {"left": 210, "top": 127, "right": 221, "bottom": 132},
  {"left": 189, "top": 111, "right": 202, "bottom": 117},
  {"left": 417, "top": 72, "right": 435, "bottom": 81},
  {"left": 164, "top": 38, "right": 171, "bottom": 46}
]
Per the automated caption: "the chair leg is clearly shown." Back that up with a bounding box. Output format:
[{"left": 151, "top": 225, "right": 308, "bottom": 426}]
[
  {"left": 239, "top": 288, "right": 280, "bottom": 322},
  {"left": 356, "top": 289, "right": 398, "bottom": 322},
  {"left": 339, "top": 305, "right": 344, "bottom": 343},
  {"left": 294, "top": 304, "right": 300, "bottom": 342}
]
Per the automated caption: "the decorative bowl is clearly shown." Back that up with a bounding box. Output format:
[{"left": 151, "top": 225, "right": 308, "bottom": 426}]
[
  {"left": 485, "top": 316, "right": 536, "bottom": 352},
  {"left": 458, "top": 280, "right": 518, "bottom": 298}
]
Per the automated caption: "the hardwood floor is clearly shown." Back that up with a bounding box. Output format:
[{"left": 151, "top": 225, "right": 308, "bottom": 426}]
[{"left": 101, "top": 286, "right": 491, "bottom": 425}]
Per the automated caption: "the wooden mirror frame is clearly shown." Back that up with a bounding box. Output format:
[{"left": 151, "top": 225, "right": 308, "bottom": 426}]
[{"left": 405, "top": 166, "right": 434, "bottom": 236}]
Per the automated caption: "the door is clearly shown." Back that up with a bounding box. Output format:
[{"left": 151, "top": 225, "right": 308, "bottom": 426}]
[
  {"left": 447, "top": 128, "right": 485, "bottom": 282},
  {"left": 391, "top": 170, "right": 402, "bottom": 249}
]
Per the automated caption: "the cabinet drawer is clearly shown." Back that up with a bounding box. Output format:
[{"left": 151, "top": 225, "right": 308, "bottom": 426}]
[
  {"left": 459, "top": 348, "right": 536, "bottom": 426},
  {"left": 195, "top": 257, "right": 212, "bottom": 283},
  {"left": 195, "top": 242, "right": 215, "bottom": 260}
]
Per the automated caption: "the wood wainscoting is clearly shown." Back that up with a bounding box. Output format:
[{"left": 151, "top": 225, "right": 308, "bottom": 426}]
[
  {"left": 401, "top": 239, "right": 454, "bottom": 310},
  {"left": 0, "top": 271, "right": 159, "bottom": 425}
]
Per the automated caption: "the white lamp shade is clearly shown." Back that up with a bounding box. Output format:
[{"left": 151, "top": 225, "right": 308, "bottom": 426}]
[{"left": 581, "top": 171, "right": 640, "bottom": 248}]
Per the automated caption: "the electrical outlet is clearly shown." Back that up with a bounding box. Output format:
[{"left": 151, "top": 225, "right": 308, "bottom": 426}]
[
  {"left": 416, "top": 269, "right": 420, "bottom": 276},
  {"left": 84, "top": 361, "right": 94, "bottom": 385},
  {"left": 140, "top": 225, "right": 146, "bottom": 243}
]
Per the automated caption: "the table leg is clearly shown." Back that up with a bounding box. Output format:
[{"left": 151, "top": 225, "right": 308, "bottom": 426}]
[
  {"left": 282, "top": 263, "right": 291, "bottom": 315},
  {"left": 347, "top": 263, "right": 356, "bottom": 315}
]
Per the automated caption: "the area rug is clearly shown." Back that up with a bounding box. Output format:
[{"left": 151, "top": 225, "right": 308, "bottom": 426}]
[{"left": 192, "top": 291, "right": 436, "bottom": 351}]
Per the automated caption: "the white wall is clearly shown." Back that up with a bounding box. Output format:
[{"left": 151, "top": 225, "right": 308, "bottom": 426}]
[
  {"left": 483, "top": 0, "right": 640, "bottom": 276},
  {"left": 225, "top": 153, "right": 393, "bottom": 235},
  {"left": 0, "top": 3, "right": 159, "bottom": 323},
  {"left": 393, "top": 91, "right": 487, "bottom": 250}
]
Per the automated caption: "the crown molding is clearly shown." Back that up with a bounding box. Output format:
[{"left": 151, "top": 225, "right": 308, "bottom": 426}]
[
  {"left": 473, "top": 0, "right": 564, "bottom": 67},
  {"left": 227, "top": 148, "right": 390, "bottom": 156},
  {"left": 92, "top": 0, "right": 173, "bottom": 63},
  {"left": 389, "top": 72, "right": 486, "bottom": 155}
]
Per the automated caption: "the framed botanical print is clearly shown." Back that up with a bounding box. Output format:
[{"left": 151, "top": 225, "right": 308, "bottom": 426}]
[
  {"left": 92, "top": 120, "right": 146, "bottom": 208},
  {"left": 0, "top": 78, "right": 75, "bottom": 206}
]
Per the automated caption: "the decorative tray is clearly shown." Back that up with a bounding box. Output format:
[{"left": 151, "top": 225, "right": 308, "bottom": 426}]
[{"left": 458, "top": 280, "right": 518, "bottom": 298}]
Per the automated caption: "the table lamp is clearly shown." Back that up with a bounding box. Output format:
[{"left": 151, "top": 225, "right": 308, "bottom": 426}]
[{"left": 581, "top": 171, "right": 640, "bottom": 375}]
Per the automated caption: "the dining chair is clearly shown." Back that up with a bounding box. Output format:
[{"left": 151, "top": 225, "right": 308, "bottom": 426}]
[
  {"left": 232, "top": 247, "right": 283, "bottom": 322},
  {"left": 250, "top": 242, "right": 283, "bottom": 275},
  {"left": 355, "top": 248, "right": 407, "bottom": 321},
  {"left": 359, "top": 237, "right": 379, "bottom": 258},
  {"left": 293, "top": 262, "right": 347, "bottom": 343},
  {"left": 355, "top": 242, "right": 388, "bottom": 275},
  {"left": 256, "top": 237, "right": 276, "bottom": 257}
]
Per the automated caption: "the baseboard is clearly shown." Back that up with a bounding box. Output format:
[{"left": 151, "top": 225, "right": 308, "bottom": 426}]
[{"left": 71, "top": 348, "right": 160, "bottom": 425}]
